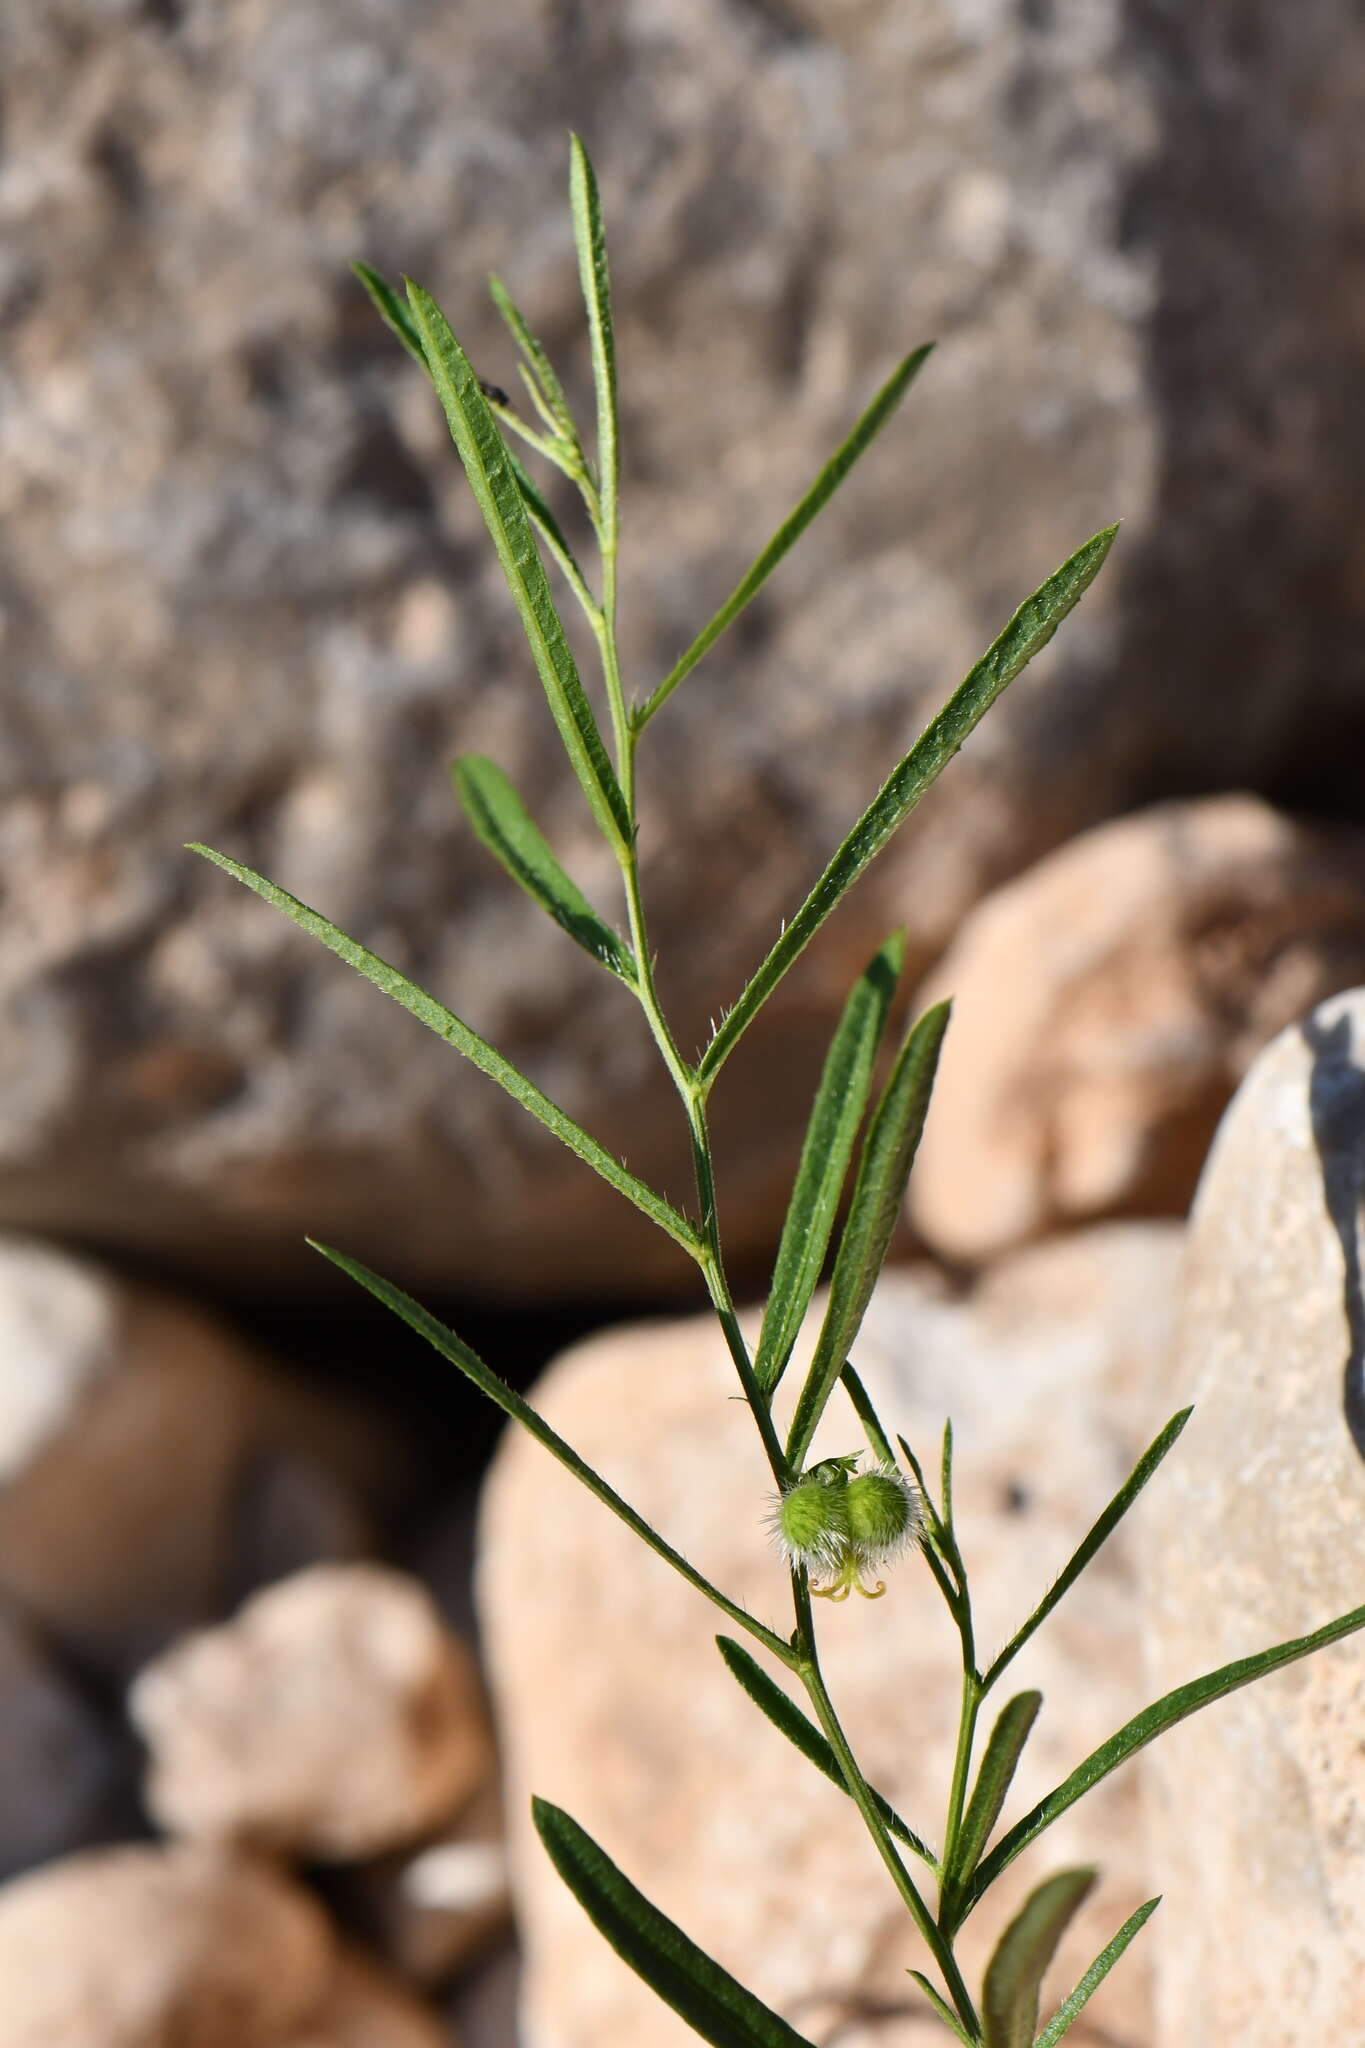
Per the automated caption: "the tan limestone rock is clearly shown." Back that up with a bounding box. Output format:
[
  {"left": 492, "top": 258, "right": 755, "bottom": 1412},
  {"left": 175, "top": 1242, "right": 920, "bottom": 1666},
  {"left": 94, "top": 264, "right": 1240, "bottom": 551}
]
[
  {"left": 480, "top": 1226, "right": 1184, "bottom": 2048},
  {"left": 1141, "top": 988, "right": 1365, "bottom": 2045},
  {"left": 910, "top": 797, "right": 1365, "bottom": 1261},
  {"left": 133, "top": 1565, "right": 496, "bottom": 1861}
]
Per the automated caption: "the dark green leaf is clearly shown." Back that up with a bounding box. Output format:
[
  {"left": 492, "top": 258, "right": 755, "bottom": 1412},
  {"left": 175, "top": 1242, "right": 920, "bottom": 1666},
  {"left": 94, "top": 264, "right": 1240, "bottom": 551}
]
[
  {"left": 501, "top": 447, "right": 593, "bottom": 606},
  {"left": 569, "top": 136, "right": 618, "bottom": 552},
  {"left": 968, "top": 1600, "right": 1365, "bottom": 1912},
  {"left": 754, "top": 933, "right": 905, "bottom": 1397},
  {"left": 840, "top": 1362, "right": 895, "bottom": 1467},
  {"left": 636, "top": 345, "right": 934, "bottom": 730},
  {"left": 943, "top": 1693, "right": 1042, "bottom": 1927},
  {"left": 314, "top": 1244, "right": 790, "bottom": 1661},
  {"left": 452, "top": 755, "right": 635, "bottom": 981},
  {"left": 353, "top": 260, "right": 426, "bottom": 365},
  {"left": 907, "top": 1972, "right": 975, "bottom": 2046},
  {"left": 1032, "top": 1898, "right": 1160, "bottom": 2048},
  {"left": 982, "top": 1868, "right": 1096, "bottom": 2048},
  {"left": 188, "top": 844, "right": 696, "bottom": 1255},
  {"left": 983, "top": 1409, "right": 1192, "bottom": 1691},
  {"left": 533, "top": 1800, "right": 818, "bottom": 2048},
  {"left": 786, "top": 1002, "right": 950, "bottom": 1469},
  {"left": 404, "top": 279, "right": 631, "bottom": 853},
  {"left": 715, "top": 1638, "right": 935, "bottom": 1869},
  {"left": 698, "top": 527, "right": 1118, "bottom": 1082}
]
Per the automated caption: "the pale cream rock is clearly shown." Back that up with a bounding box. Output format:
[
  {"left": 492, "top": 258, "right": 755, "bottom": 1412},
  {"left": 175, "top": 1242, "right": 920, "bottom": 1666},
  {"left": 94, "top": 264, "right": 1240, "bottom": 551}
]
[
  {"left": 910, "top": 796, "right": 1365, "bottom": 1261},
  {"left": 480, "top": 1226, "right": 1184, "bottom": 2048},
  {"left": 0, "top": 1843, "right": 334, "bottom": 2047},
  {"left": 133, "top": 1564, "right": 496, "bottom": 1861},
  {"left": 283, "top": 1947, "right": 454, "bottom": 2048},
  {"left": 1142, "top": 988, "right": 1365, "bottom": 2045}
]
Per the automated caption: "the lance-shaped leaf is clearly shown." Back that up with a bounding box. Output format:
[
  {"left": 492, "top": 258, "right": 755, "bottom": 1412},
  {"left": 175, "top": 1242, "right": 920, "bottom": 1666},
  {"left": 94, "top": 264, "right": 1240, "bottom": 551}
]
[
  {"left": 533, "top": 1800, "right": 818, "bottom": 2048},
  {"left": 698, "top": 527, "right": 1117, "bottom": 1083},
  {"left": 786, "top": 1002, "right": 949, "bottom": 1470},
  {"left": 907, "top": 1972, "right": 975, "bottom": 2046},
  {"left": 500, "top": 447, "right": 596, "bottom": 615},
  {"left": 983, "top": 1408, "right": 1192, "bottom": 1691},
  {"left": 941, "top": 1692, "right": 1042, "bottom": 1929},
  {"left": 188, "top": 844, "right": 697, "bottom": 1256},
  {"left": 636, "top": 345, "right": 935, "bottom": 730},
  {"left": 966, "top": 1597, "right": 1365, "bottom": 1913},
  {"left": 1032, "top": 1897, "right": 1160, "bottom": 2048},
  {"left": 353, "top": 260, "right": 426, "bottom": 365},
  {"left": 452, "top": 755, "right": 636, "bottom": 983},
  {"left": 569, "top": 136, "right": 618, "bottom": 553},
  {"left": 314, "top": 1243, "right": 791, "bottom": 1662},
  {"left": 715, "top": 1638, "right": 935, "bottom": 1870},
  {"left": 982, "top": 1868, "right": 1096, "bottom": 2048},
  {"left": 489, "top": 271, "right": 580, "bottom": 447},
  {"left": 404, "top": 279, "right": 631, "bottom": 854},
  {"left": 754, "top": 933, "right": 905, "bottom": 1397}
]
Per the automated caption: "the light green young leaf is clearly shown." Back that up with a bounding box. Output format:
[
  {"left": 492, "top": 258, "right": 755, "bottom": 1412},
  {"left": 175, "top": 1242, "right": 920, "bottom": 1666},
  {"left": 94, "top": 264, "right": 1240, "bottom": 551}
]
[
  {"left": 636, "top": 344, "right": 934, "bottom": 731},
  {"left": 188, "top": 844, "right": 697, "bottom": 1256},
  {"left": 489, "top": 271, "right": 580, "bottom": 447},
  {"left": 715, "top": 1638, "right": 936, "bottom": 1870},
  {"left": 754, "top": 932, "right": 906, "bottom": 1397},
  {"left": 907, "top": 1972, "right": 976, "bottom": 2047},
  {"left": 353, "top": 260, "right": 426, "bottom": 365},
  {"left": 983, "top": 1409, "right": 1193, "bottom": 1691},
  {"left": 569, "top": 135, "right": 618, "bottom": 553},
  {"left": 942, "top": 1692, "right": 1042, "bottom": 1926},
  {"left": 967, "top": 1598, "right": 1365, "bottom": 1912},
  {"left": 404, "top": 278, "right": 631, "bottom": 853},
  {"left": 786, "top": 1002, "right": 950, "bottom": 1470},
  {"left": 313, "top": 1243, "right": 791, "bottom": 1662},
  {"left": 533, "top": 1800, "right": 818, "bottom": 2048},
  {"left": 982, "top": 1868, "right": 1096, "bottom": 2048},
  {"left": 698, "top": 528, "right": 1117, "bottom": 1084},
  {"left": 1031, "top": 1898, "right": 1160, "bottom": 2048},
  {"left": 452, "top": 755, "right": 636, "bottom": 982}
]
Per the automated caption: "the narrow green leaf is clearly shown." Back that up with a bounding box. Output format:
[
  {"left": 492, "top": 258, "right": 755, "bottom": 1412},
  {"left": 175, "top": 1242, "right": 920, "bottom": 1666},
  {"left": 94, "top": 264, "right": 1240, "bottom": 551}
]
[
  {"left": 501, "top": 447, "right": 597, "bottom": 615},
  {"left": 908, "top": 1972, "right": 975, "bottom": 2046},
  {"left": 488, "top": 271, "right": 580, "bottom": 446},
  {"left": 1031, "top": 1898, "right": 1160, "bottom": 2048},
  {"left": 983, "top": 1409, "right": 1193, "bottom": 1691},
  {"left": 968, "top": 1599, "right": 1365, "bottom": 1912},
  {"left": 452, "top": 755, "right": 636, "bottom": 982},
  {"left": 944, "top": 1693, "right": 1042, "bottom": 1923},
  {"left": 941, "top": 1417, "right": 956, "bottom": 1533},
  {"left": 636, "top": 345, "right": 935, "bottom": 731},
  {"left": 754, "top": 933, "right": 905, "bottom": 1397},
  {"left": 982, "top": 1868, "right": 1096, "bottom": 2048},
  {"left": 314, "top": 1243, "right": 790, "bottom": 1662},
  {"left": 404, "top": 278, "right": 631, "bottom": 853},
  {"left": 569, "top": 135, "right": 618, "bottom": 553},
  {"left": 533, "top": 1800, "right": 818, "bottom": 2048},
  {"left": 353, "top": 260, "right": 427, "bottom": 365},
  {"left": 786, "top": 1002, "right": 950, "bottom": 1469},
  {"left": 188, "top": 844, "right": 697, "bottom": 1256},
  {"left": 698, "top": 527, "right": 1117, "bottom": 1083},
  {"left": 715, "top": 1638, "right": 936, "bottom": 1870},
  {"left": 840, "top": 1362, "right": 895, "bottom": 1467}
]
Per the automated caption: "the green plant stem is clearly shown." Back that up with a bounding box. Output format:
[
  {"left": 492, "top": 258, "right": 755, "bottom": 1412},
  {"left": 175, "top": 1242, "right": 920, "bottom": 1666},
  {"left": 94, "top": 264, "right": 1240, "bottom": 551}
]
[
  {"left": 941, "top": 1669, "right": 984, "bottom": 1892},
  {"left": 792, "top": 1576, "right": 981, "bottom": 2042}
]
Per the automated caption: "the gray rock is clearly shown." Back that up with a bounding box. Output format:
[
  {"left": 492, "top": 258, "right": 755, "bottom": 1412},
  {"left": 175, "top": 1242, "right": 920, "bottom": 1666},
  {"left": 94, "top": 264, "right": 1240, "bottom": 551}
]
[
  {"left": 911, "top": 796, "right": 1365, "bottom": 1260},
  {"left": 479, "top": 1226, "right": 1183, "bottom": 2047},
  {"left": 132, "top": 1564, "right": 497, "bottom": 1861},
  {"left": 1, "top": 4, "right": 1362, "bottom": 1297},
  {"left": 1141, "top": 989, "right": 1365, "bottom": 2044}
]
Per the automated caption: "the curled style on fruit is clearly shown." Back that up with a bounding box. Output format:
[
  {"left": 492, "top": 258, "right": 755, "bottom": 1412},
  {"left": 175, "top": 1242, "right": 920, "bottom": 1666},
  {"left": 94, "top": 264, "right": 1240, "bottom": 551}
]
[{"left": 768, "top": 1457, "right": 923, "bottom": 1602}]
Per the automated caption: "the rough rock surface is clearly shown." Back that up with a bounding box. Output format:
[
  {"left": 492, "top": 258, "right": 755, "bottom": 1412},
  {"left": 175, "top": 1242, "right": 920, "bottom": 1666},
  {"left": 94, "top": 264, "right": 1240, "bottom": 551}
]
[
  {"left": 0, "top": 1234, "right": 376, "bottom": 1674},
  {"left": 133, "top": 1564, "right": 496, "bottom": 1860},
  {"left": 2, "top": 4, "right": 1363, "bottom": 1298},
  {"left": 0, "top": 1844, "right": 335, "bottom": 2047},
  {"left": 1141, "top": 989, "right": 1365, "bottom": 2045},
  {"left": 911, "top": 796, "right": 1365, "bottom": 1260},
  {"left": 480, "top": 1225, "right": 1183, "bottom": 2047}
]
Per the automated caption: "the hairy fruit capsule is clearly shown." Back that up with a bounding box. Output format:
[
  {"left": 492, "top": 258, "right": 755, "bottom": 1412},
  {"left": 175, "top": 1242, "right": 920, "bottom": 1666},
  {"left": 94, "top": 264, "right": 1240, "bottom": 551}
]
[
  {"left": 845, "top": 1466, "right": 921, "bottom": 1562},
  {"left": 770, "top": 1474, "right": 850, "bottom": 1569}
]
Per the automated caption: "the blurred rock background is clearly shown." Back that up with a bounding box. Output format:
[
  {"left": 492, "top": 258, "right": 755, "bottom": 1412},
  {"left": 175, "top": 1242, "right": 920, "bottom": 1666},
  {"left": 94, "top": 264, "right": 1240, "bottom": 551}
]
[{"left": 0, "top": 1, "right": 1363, "bottom": 2043}]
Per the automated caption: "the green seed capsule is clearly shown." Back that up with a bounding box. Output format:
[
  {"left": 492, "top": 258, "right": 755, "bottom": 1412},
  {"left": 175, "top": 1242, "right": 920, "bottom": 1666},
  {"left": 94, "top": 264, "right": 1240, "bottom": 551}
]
[
  {"left": 844, "top": 1468, "right": 919, "bottom": 1561},
  {"left": 773, "top": 1475, "right": 850, "bottom": 1568}
]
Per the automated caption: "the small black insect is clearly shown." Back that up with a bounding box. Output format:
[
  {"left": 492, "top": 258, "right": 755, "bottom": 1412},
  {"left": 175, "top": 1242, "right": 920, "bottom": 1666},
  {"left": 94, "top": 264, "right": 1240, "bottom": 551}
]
[{"left": 478, "top": 378, "right": 509, "bottom": 408}]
